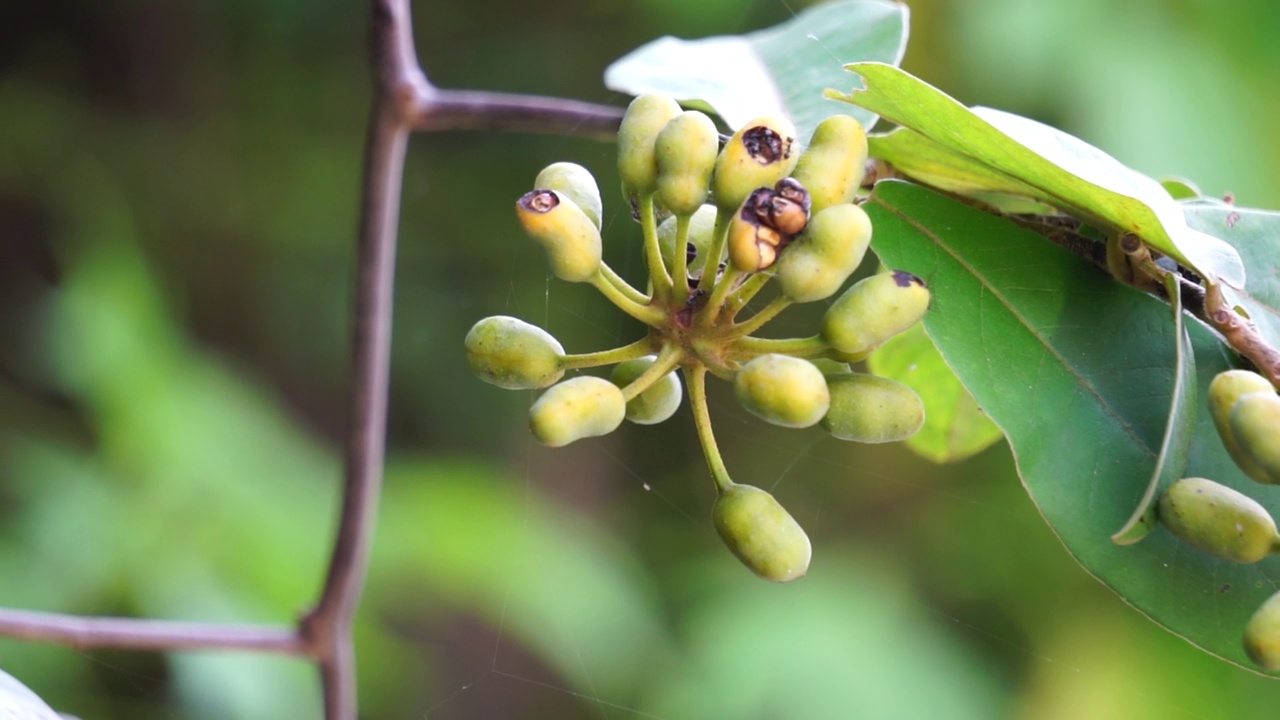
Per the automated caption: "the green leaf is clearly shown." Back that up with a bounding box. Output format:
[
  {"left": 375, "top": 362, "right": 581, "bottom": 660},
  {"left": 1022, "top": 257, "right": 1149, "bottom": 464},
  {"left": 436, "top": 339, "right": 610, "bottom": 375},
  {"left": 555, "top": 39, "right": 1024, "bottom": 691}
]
[
  {"left": 1183, "top": 204, "right": 1280, "bottom": 352},
  {"left": 1110, "top": 273, "right": 1197, "bottom": 545},
  {"left": 867, "top": 179, "right": 1280, "bottom": 673},
  {"left": 867, "top": 323, "right": 1003, "bottom": 464},
  {"left": 836, "top": 63, "right": 1244, "bottom": 288},
  {"left": 604, "top": 0, "right": 907, "bottom": 141}
]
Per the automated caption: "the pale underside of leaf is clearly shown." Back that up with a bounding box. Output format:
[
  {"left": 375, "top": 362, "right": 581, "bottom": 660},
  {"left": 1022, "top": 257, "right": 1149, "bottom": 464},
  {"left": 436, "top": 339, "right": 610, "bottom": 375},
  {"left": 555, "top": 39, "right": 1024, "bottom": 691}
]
[{"left": 604, "top": 0, "right": 908, "bottom": 141}]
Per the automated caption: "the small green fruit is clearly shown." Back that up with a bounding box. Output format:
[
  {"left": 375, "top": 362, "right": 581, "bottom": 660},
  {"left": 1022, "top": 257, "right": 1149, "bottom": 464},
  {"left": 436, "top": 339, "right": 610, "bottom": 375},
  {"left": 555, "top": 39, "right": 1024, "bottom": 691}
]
[
  {"left": 792, "top": 114, "right": 868, "bottom": 213},
  {"left": 516, "top": 190, "right": 602, "bottom": 283},
  {"left": 529, "top": 376, "right": 627, "bottom": 448},
  {"left": 655, "top": 110, "right": 720, "bottom": 217},
  {"left": 734, "top": 354, "right": 830, "bottom": 428},
  {"left": 821, "top": 372, "right": 925, "bottom": 443},
  {"left": 821, "top": 270, "right": 930, "bottom": 356},
  {"left": 775, "top": 203, "right": 873, "bottom": 303},
  {"left": 1231, "top": 393, "right": 1280, "bottom": 485},
  {"left": 1157, "top": 477, "right": 1280, "bottom": 563},
  {"left": 1245, "top": 589, "right": 1280, "bottom": 671},
  {"left": 1209, "top": 369, "right": 1275, "bottom": 481},
  {"left": 610, "top": 356, "right": 683, "bottom": 425},
  {"left": 534, "top": 162, "right": 603, "bottom": 230},
  {"left": 465, "top": 316, "right": 565, "bottom": 390},
  {"left": 618, "top": 93, "right": 684, "bottom": 202},
  {"left": 712, "top": 115, "right": 799, "bottom": 212},
  {"left": 713, "top": 483, "right": 811, "bottom": 582}
]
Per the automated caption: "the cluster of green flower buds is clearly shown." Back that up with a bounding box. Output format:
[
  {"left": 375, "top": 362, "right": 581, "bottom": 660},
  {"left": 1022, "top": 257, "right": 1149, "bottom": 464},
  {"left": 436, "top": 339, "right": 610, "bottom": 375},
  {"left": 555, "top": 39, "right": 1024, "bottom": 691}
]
[
  {"left": 1168, "top": 368, "right": 1280, "bottom": 670},
  {"left": 465, "top": 91, "right": 930, "bottom": 582}
]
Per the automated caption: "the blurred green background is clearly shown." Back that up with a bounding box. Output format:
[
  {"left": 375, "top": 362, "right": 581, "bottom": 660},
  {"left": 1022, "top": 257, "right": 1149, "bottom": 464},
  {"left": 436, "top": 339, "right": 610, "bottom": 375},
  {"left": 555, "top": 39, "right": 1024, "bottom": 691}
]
[{"left": 3, "top": 0, "right": 1280, "bottom": 718}]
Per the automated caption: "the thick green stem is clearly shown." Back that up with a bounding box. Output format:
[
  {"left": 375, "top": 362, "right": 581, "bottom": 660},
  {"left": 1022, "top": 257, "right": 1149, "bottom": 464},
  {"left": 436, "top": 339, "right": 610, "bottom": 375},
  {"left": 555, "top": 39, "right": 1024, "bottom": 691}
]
[
  {"left": 672, "top": 213, "right": 691, "bottom": 297},
  {"left": 733, "top": 334, "right": 828, "bottom": 359},
  {"left": 696, "top": 206, "right": 733, "bottom": 294},
  {"left": 619, "top": 343, "right": 684, "bottom": 402},
  {"left": 599, "top": 262, "right": 650, "bottom": 306},
  {"left": 698, "top": 267, "right": 743, "bottom": 328},
  {"left": 639, "top": 194, "right": 673, "bottom": 301},
  {"left": 560, "top": 336, "right": 656, "bottom": 370},
  {"left": 731, "top": 296, "right": 792, "bottom": 338},
  {"left": 725, "top": 273, "right": 772, "bottom": 317},
  {"left": 686, "top": 365, "right": 734, "bottom": 493},
  {"left": 589, "top": 269, "right": 664, "bottom": 325}
]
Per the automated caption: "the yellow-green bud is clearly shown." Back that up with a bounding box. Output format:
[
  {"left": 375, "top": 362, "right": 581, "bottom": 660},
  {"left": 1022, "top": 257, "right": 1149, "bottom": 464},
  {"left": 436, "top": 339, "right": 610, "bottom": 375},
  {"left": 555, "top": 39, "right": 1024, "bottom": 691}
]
[
  {"left": 516, "top": 190, "right": 602, "bottom": 283},
  {"left": 610, "top": 355, "right": 683, "bottom": 425},
  {"left": 465, "top": 315, "right": 565, "bottom": 390},
  {"left": 1157, "top": 477, "right": 1280, "bottom": 562},
  {"left": 712, "top": 115, "right": 799, "bottom": 212},
  {"left": 713, "top": 483, "right": 811, "bottom": 582},
  {"left": 529, "top": 376, "right": 627, "bottom": 448},
  {"left": 1231, "top": 393, "right": 1280, "bottom": 485},
  {"left": 534, "top": 162, "right": 603, "bottom": 230},
  {"left": 821, "top": 372, "right": 925, "bottom": 443},
  {"left": 821, "top": 271, "right": 930, "bottom": 356},
  {"left": 655, "top": 110, "right": 720, "bottom": 217},
  {"left": 792, "top": 114, "right": 868, "bottom": 212},
  {"left": 1245, "top": 589, "right": 1280, "bottom": 671},
  {"left": 775, "top": 203, "right": 873, "bottom": 303},
  {"left": 1209, "top": 369, "right": 1276, "bottom": 482},
  {"left": 618, "top": 93, "right": 683, "bottom": 202},
  {"left": 734, "top": 354, "right": 830, "bottom": 429}
]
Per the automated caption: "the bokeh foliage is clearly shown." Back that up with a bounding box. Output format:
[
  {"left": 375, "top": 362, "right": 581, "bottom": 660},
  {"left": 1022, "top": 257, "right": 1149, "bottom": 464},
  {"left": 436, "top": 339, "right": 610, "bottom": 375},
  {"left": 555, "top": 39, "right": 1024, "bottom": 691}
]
[{"left": 4, "top": 0, "right": 1280, "bottom": 718}]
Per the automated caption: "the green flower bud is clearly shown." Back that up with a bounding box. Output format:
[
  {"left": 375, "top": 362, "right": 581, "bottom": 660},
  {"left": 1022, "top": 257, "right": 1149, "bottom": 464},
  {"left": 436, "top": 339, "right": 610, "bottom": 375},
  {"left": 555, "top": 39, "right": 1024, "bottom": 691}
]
[
  {"left": 821, "top": 271, "right": 930, "bottom": 356},
  {"left": 655, "top": 110, "right": 720, "bottom": 217},
  {"left": 712, "top": 115, "right": 799, "bottom": 212},
  {"left": 618, "top": 93, "right": 684, "bottom": 202},
  {"left": 610, "top": 355, "right": 683, "bottom": 425},
  {"left": 1231, "top": 393, "right": 1280, "bottom": 485},
  {"left": 1245, "top": 589, "right": 1280, "bottom": 671},
  {"left": 1209, "top": 369, "right": 1276, "bottom": 482},
  {"left": 465, "top": 315, "right": 565, "bottom": 390},
  {"left": 516, "top": 190, "right": 602, "bottom": 283},
  {"left": 658, "top": 204, "right": 721, "bottom": 282},
  {"left": 1157, "top": 477, "right": 1280, "bottom": 562},
  {"left": 734, "top": 354, "right": 830, "bottom": 428},
  {"left": 713, "top": 483, "right": 811, "bottom": 582},
  {"left": 534, "top": 162, "right": 603, "bottom": 230},
  {"left": 806, "top": 358, "right": 852, "bottom": 376},
  {"left": 529, "top": 376, "right": 627, "bottom": 448},
  {"left": 775, "top": 203, "right": 873, "bottom": 303},
  {"left": 792, "top": 114, "right": 868, "bottom": 213},
  {"left": 821, "top": 372, "right": 925, "bottom": 443}
]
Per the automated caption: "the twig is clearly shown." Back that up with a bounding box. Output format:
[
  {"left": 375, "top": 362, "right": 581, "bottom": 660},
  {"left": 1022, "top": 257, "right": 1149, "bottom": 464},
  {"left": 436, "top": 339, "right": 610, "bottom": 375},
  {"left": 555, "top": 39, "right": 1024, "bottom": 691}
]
[
  {"left": 0, "top": 610, "right": 305, "bottom": 654},
  {"left": 1205, "top": 283, "right": 1280, "bottom": 387}
]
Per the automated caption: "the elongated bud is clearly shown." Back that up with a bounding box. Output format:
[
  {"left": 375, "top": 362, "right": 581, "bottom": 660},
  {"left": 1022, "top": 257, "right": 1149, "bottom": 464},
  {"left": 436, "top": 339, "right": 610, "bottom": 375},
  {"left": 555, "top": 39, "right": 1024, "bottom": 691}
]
[
  {"left": 734, "top": 354, "right": 830, "bottom": 429},
  {"left": 610, "top": 355, "right": 683, "bottom": 425},
  {"left": 655, "top": 110, "right": 720, "bottom": 217},
  {"left": 821, "top": 372, "right": 924, "bottom": 443},
  {"left": 712, "top": 115, "right": 799, "bottom": 212},
  {"left": 713, "top": 484, "right": 811, "bottom": 582},
  {"left": 775, "top": 203, "right": 872, "bottom": 303},
  {"left": 534, "top": 162, "right": 603, "bottom": 230},
  {"left": 529, "top": 376, "right": 626, "bottom": 447},
  {"left": 618, "top": 93, "right": 684, "bottom": 203},
  {"left": 1246, "top": 589, "right": 1280, "bottom": 671},
  {"left": 1231, "top": 393, "right": 1280, "bottom": 485},
  {"left": 516, "top": 190, "right": 602, "bottom": 283},
  {"left": 792, "top": 114, "right": 868, "bottom": 212},
  {"left": 1157, "top": 477, "right": 1280, "bottom": 562},
  {"left": 1209, "top": 370, "right": 1276, "bottom": 482},
  {"left": 465, "top": 316, "right": 565, "bottom": 390},
  {"left": 821, "top": 271, "right": 930, "bottom": 356}
]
